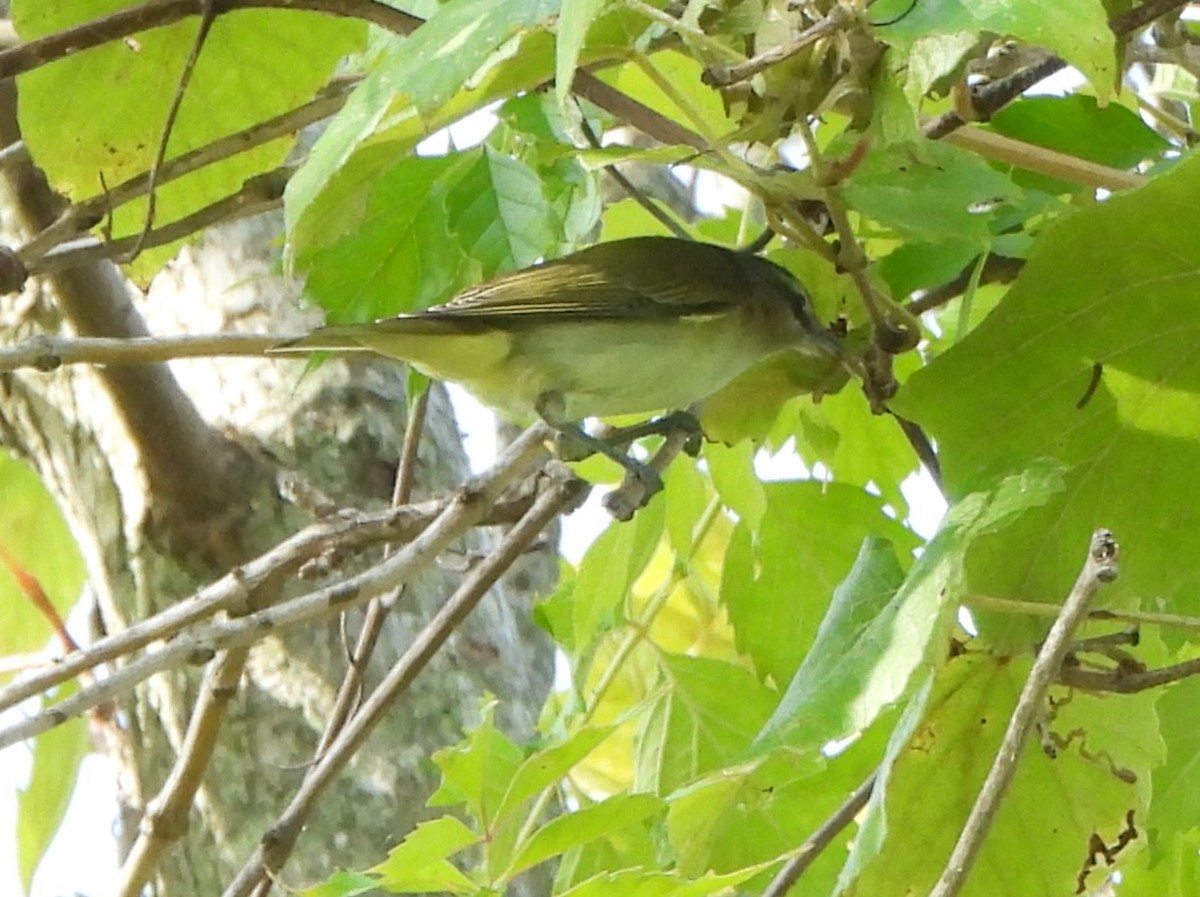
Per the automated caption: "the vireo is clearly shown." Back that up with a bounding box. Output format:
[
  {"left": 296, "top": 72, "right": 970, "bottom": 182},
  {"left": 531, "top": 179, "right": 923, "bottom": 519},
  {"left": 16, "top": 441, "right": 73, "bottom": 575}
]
[{"left": 274, "top": 237, "right": 842, "bottom": 484}]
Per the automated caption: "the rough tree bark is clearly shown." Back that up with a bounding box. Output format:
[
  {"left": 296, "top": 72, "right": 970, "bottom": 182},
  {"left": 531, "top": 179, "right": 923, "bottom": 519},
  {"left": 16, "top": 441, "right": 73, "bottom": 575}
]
[{"left": 0, "top": 86, "right": 554, "bottom": 894}]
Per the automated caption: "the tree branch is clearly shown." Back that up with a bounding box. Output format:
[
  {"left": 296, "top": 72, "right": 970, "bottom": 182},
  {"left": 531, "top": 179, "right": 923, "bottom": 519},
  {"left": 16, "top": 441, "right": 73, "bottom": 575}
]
[
  {"left": 703, "top": 5, "right": 852, "bottom": 87},
  {"left": 20, "top": 84, "right": 351, "bottom": 262},
  {"left": 941, "top": 126, "right": 1148, "bottom": 192},
  {"left": 0, "top": 0, "right": 420, "bottom": 81},
  {"left": 0, "top": 426, "right": 551, "bottom": 752},
  {"left": 928, "top": 529, "right": 1120, "bottom": 897},
  {"left": 924, "top": 0, "right": 1193, "bottom": 139},
  {"left": 314, "top": 389, "right": 430, "bottom": 758},
  {"left": 0, "top": 490, "right": 540, "bottom": 719},
  {"left": 223, "top": 467, "right": 588, "bottom": 897},
  {"left": 0, "top": 332, "right": 286, "bottom": 372},
  {"left": 1058, "top": 657, "right": 1200, "bottom": 694},
  {"left": 30, "top": 167, "right": 289, "bottom": 276}
]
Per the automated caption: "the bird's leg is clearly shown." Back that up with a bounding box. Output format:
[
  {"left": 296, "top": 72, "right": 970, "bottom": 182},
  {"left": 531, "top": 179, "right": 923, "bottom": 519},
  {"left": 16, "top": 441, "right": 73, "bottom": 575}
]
[
  {"left": 594, "top": 410, "right": 703, "bottom": 456},
  {"left": 536, "top": 392, "right": 665, "bottom": 501},
  {"left": 556, "top": 410, "right": 703, "bottom": 462}
]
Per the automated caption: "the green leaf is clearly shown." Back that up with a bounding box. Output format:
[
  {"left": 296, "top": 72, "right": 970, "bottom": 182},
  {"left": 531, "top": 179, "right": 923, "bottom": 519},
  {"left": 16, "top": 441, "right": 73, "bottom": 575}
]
[
  {"left": 756, "top": 462, "right": 1066, "bottom": 756},
  {"left": 722, "top": 482, "right": 919, "bottom": 688},
  {"left": 838, "top": 652, "right": 1158, "bottom": 897},
  {"left": 572, "top": 498, "right": 665, "bottom": 651},
  {"left": 842, "top": 140, "right": 1024, "bottom": 244},
  {"left": 894, "top": 155, "right": 1200, "bottom": 644},
  {"left": 14, "top": 0, "right": 364, "bottom": 268},
  {"left": 878, "top": 239, "right": 981, "bottom": 299},
  {"left": 666, "top": 721, "right": 888, "bottom": 881},
  {"left": 0, "top": 453, "right": 85, "bottom": 674},
  {"left": 293, "top": 144, "right": 560, "bottom": 326},
  {"left": 790, "top": 382, "right": 921, "bottom": 516},
  {"left": 287, "top": 0, "right": 559, "bottom": 236},
  {"left": 444, "top": 146, "right": 560, "bottom": 274},
  {"left": 873, "top": 0, "right": 1115, "bottom": 99},
  {"left": 428, "top": 702, "right": 525, "bottom": 829},
  {"left": 704, "top": 443, "right": 765, "bottom": 531},
  {"left": 634, "top": 655, "right": 776, "bottom": 795},
  {"left": 295, "top": 149, "right": 471, "bottom": 323},
  {"left": 17, "top": 699, "right": 87, "bottom": 890},
  {"left": 507, "top": 793, "right": 666, "bottom": 878},
  {"left": 662, "top": 456, "right": 710, "bottom": 560},
  {"left": 369, "top": 817, "right": 480, "bottom": 894},
  {"left": 1149, "top": 675, "right": 1200, "bottom": 861},
  {"left": 494, "top": 726, "right": 616, "bottom": 822},
  {"left": 754, "top": 537, "right": 905, "bottom": 751},
  {"left": 556, "top": 0, "right": 608, "bottom": 111},
  {"left": 558, "top": 864, "right": 771, "bottom": 897},
  {"left": 299, "top": 869, "right": 379, "bottom": 897}
]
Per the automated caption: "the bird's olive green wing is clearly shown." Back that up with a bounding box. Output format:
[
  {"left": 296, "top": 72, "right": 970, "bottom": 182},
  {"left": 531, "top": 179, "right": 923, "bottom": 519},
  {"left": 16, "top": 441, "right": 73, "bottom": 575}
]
[{"left": 426, "top": 237, "right": 764, "bottom": 321}]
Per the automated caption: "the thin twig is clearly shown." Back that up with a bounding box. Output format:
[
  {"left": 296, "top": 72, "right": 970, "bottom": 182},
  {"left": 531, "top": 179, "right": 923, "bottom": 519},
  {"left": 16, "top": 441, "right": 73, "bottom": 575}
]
[
  {"left": 941, "top": 127, "right": 1148, "bottom": 193},
  {"left": 117, "top": 424, "right": 556, "bottom": 897},
  {"left": 314, "top": 388, "right": 430, "bottom": 757},
  {"left": 622, "top": 0, "right": 744, "bottom": 63},
  {"left": 967, "top": 593, "right": 1200, "bottom": 634},
  {"left": 123, "top": 0, "right": 219, "bottom": 264},
  {"left": 573, "top": 71, "right": 707, "bottom": 150},
  {"left": 924, "top": 0, "right": 1192, "bottom": 140},
  {"left": 906, "top": 255, "right": 1023, "bottom": 317},
  {"left": 703, "top": 5, "right": 852, "bottom": 87},
  {"left": 0, "top": 333, "right": 286, "bottom": 373},
  {"left": 29, "top": 168, "right": 290, "bottom": 276},
  {"left": 116, "top": 645, "right": 253, "bottom": 897},
  {"left": 602, "top": 416, "right": 695, "bottom": 520},
  {"left": 928, "top": 529, "right": 1120, "bottom": 897},
  {"left": 579, "top": 117, "right": 691, "bottom": 240},
  {"left": 223, "top": 471, "right": 588, "bottom": 897},
  {"left": 762, "top": 771, "right": 877, "bottom": 897},
  {"left": 0, "top": 0, "right": 421, "bottom": 81},
  {"left": 892, "top": 415, "right": 942, "bottom": 494},
  {"left": 1058, "top": 656, "right": 1200, "bottom": 694}
]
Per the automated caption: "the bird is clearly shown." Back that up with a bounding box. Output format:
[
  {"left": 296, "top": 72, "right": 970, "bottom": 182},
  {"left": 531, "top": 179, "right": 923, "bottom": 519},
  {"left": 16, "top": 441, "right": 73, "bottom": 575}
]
[{"left": 273, "top": 236, "right": 842, "bottom": 492}]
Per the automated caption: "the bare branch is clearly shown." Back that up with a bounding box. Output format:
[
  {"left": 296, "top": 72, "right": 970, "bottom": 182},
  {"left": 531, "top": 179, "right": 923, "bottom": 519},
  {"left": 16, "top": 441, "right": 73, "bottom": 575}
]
[
  {"left": 1058, "top": 657, "right": 1200, "bottom": 694},
  {"left": 929, "top": 530, "right": 1120, "bottom": 897},
  {"left": 573, "top": 71, "right": 707, "bottom": 150},
  {"left": 0, "top": 493, "right": 539, "bottom": 718},
  {"left": 703, "top": 6, "right": 852, "bottom": 87},
  {"left": 0, "top": 333, "right": 287, "bottom": 373},
  {"left": 314, "top": 388, "right": 431, "bottom": 758},
  {"left": 0, "top": 425, "right": 554, "bottom": 753},
  {"left": 941, "top": 126, "right": 1148, "bottom": 192},
  {"left": 123, "top": 0, "right": 223, "bottom": 264},
  {"left": 0, "top": 83, "right": 255, "bottom": 525},
  {"left": 30, "top": 167, "right": 290, "bottom": 276},
  {"left": 223, "top": 469, "right": 588, "bottom": 897}
]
